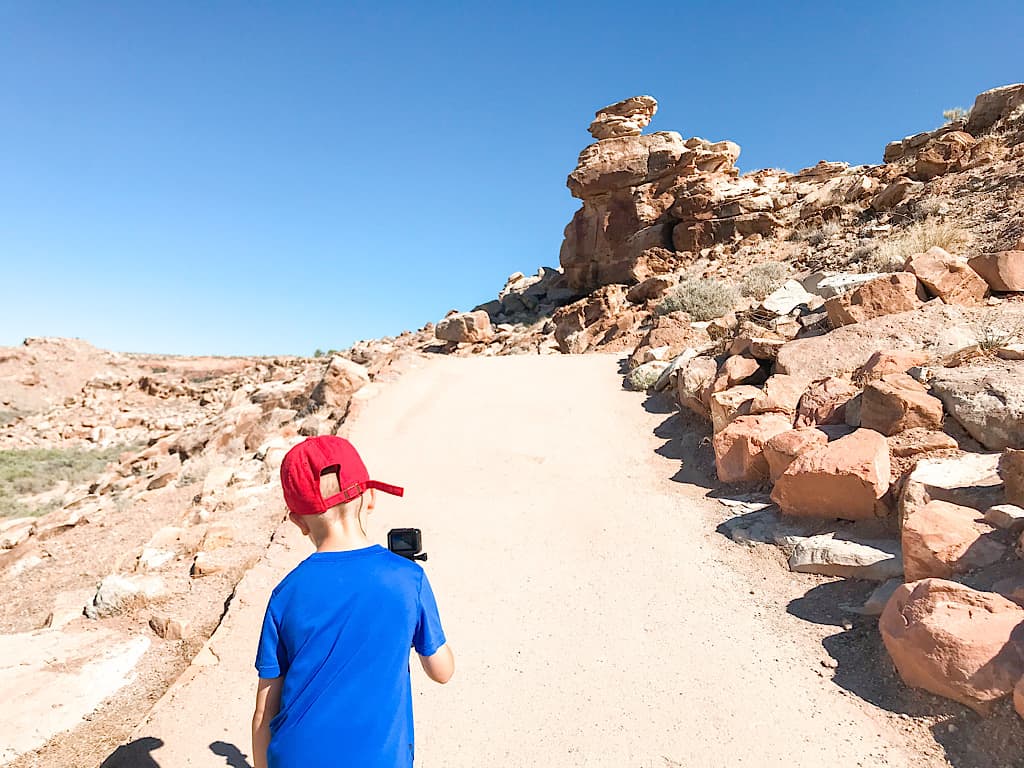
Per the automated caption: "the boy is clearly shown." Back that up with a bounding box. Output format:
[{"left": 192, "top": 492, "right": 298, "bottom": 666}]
[{"left": 252, "top": 435, "right": 454, "bottom": 768}]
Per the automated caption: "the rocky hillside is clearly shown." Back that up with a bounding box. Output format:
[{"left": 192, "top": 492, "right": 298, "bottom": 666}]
[{"left": 343, "top": 84, "right": 1024, "bottom": 726}]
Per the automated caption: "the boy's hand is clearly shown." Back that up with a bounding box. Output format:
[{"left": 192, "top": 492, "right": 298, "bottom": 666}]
[
  {"left": 418, "top": 643, "right": 454, "bottom": 684},
  {"left": 252, "top": 677, "right": 283, "bottom": 768}
]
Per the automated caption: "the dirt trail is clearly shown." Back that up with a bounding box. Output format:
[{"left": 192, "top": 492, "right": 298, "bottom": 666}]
[{"left": 115, "top": 354, "right": 936, "bottom": 767}]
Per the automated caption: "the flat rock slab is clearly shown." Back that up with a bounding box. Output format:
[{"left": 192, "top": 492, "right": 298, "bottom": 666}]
[
  {"left": 789, "top": 534, "right": 903, "bottom": 581},
  {"left": 0, "top": 627, "right": 149, "bottom": 765}
]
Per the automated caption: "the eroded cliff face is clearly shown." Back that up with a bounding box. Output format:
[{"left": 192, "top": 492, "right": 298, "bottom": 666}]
[{"left": 558, "top": 85, "right": 1024, "bottom": 296}]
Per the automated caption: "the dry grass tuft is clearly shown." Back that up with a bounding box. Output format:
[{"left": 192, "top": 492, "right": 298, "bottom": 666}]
[
  {"left": 0, "top": 446, "right": 123, "bottom": 517},
  {"left": 740, "top": 262, "right": 789, "bottom": 300},
  {"left": 855, "top": 218, "right": 972, "bottom": 274},
  {"left": 656, "top": 278, "right": 738, "bottom": 321}
]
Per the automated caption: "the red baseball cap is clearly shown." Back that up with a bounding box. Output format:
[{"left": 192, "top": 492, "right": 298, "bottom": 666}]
[{"left": 280, "top": 436, "right": 404, "bottom": 516}]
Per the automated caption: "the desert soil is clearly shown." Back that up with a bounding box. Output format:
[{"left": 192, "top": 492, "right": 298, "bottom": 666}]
[{"left": 100, "top": 353, "right": 961, "bottom": 768}]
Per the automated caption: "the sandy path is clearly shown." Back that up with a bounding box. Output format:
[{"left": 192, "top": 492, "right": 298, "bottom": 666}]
[{"left": 119, "top": 354, "right": 925, "bottom": 767}]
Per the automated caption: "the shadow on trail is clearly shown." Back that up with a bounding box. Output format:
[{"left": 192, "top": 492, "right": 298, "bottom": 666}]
[
  {"left": 210, "top": 740, "right": 254, "bottom": 768},
  {"left": 787, "top": 581, "right": 1024, "bottom": 768},
  {"left": 98, "top": 737, "right": 163, "bottom": 768},
  {"left": 642, "top": 391, "right": 717, "bottom": 490}
]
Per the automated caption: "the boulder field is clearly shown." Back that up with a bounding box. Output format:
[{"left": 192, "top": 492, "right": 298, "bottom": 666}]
[{"left": 401, "top": 84, "right": 1024, "bottom": 723}]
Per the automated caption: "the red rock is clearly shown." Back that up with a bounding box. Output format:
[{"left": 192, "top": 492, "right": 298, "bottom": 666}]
[
  {"left": 969, "top": 251, "right": 1024, "bottom": 292},
  {"left": 1000, "top": 449, "right": 1024, "bottom": 507},
  {"left": 913, "top": 132, "right": 976, "bottom": 179},
  {"left": 825, "top": 272, "right": 926, "bottom": 327},
  {"left": 860, "top": 373, "right": 944, "bottom": 436},
  {"left": 712, "top": 414, "right": 793, "bottom": 484},
  {"left": 763, "top": 428, "right": 829, "bottom": 483},
  {"left": 311, "top": 356, "right": 371, "bottom": 409},
  {"left": 794, "top": 377, "right": 860, "bottom": 427},
  {"left": 627, "top": 312, "right": 708, "bottom": 369},
  {"left": 710, "top": 355, "right": 764, "bottom": 394},
  {"left": 902, "top": 500, "right": 1005, "bottom": 582},
  {"left": 880, "top": 579, "right": 1024, "bottom": 715},
  {"left": 626, "top": 275, "right": 677, "bottom": 304},
  {"left": 855, "top": 350, "right": 931, "bottom": 381},
  {"left": 749, "top": 374, "right": 806, "bottom": 417},
  {"left": 709, "top": 385, "right": 762, "bottom": 434},
  {"left": 906, "top": 247, "right": 988, "bottom": 305},
  {"left": 1016, "top": 678, "right": 1024, "bottom": 722},
  {"left": 886, "top": 429, "right": 958, "bottom": 458},
  {"left": 771, "top": 429, "right": 890, "bottom": 520},
  {"left": 435, "top": 310, "right": 493, "bottom": 344},
  {"left": 675, "top": 356, "right": 718, "bottom": 418}
]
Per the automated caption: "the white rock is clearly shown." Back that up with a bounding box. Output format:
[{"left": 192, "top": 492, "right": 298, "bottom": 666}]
[
  {"left": 85, "top": 574, "right": 167, "bottom": 619},
  {"left": 761, "top": 280, "right": 816, "bottom": 315},
  {"left": 0, "top": 518, "right": 35, "bottom": 549},
  {"left": 788, "top": 534, "right": 903, "bottom": 580},
  {"left": 812, "top": 272, "right": 884, "bottom": 299},
  {"left": 985, "top": 504, "right": 1024, "bottom": 532}
]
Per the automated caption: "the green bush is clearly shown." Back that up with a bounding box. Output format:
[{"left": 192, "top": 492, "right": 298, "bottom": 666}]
[
  {"left": 657, "top": 278, "right": 738, "bottom": 321},
  {"left": 0, "top": 446, "right": 123, "bottom": 517},
  {"left": 740, "top": 262, "right": 789, "bottom": 300}
]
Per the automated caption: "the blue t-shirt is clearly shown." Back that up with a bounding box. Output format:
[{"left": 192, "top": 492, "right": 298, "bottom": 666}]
[{"left": 256, "top": 544, "right": 446, "bottom": 768}]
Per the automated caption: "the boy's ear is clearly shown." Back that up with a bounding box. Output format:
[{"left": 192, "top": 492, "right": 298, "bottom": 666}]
[
  {"left": 289, "top": 512, "right": 311, "bottom": 536},
  {"left": 365, "top": 489, "right": 376, "bottom": 512}
]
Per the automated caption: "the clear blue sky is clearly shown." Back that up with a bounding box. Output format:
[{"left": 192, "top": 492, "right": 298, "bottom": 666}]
[{"left": 1, "top": 1, "right": 1021, "bottom": 356}]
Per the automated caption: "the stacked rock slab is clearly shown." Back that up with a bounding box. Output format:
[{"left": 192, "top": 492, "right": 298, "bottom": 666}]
[{"left": 560, "top": 95, "right": 746, "bottom": 293}]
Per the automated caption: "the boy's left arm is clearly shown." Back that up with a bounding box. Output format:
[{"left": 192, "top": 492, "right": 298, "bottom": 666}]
[{"left": 252, "top": 676, "right": 282, "bottom": 768}]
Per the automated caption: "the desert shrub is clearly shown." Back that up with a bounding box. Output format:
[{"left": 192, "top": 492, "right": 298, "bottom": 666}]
[
  {"left": 0, "top": 446, "right": 123, "bottom": 517},
  {"left": 972, "top": 311, "right": 1024, "bottom": 352},
  {"left": 791, "top": 219, "right": 842, "bottom": 246},
  {"left": 626, "top": 364, "right": 664, "bottom": 392},
  {"left": 656, "top": 278, "right": 738, "bottom": 321},
  {"left": 858, "top": 218, "right": 971, "bottom": 274},
  {"left": 943, "top": 107, "right": 969, "bottom": 125},
  {"left": 740, "top": 262, "right": 789, "bottom": 300}
]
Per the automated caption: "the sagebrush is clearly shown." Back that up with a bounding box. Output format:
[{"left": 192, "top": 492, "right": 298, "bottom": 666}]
[
  {"left": 656, "top": 278, "right": 738, "bottom": 321},
  {"left": 740, "top": 262, "right": 789, "bottom": 299},
  {"left": 626, "top": 365, "right": 663, "bottom": 392}
]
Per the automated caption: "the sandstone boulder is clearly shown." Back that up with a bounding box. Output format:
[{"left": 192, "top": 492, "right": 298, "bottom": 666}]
[
  {"left": 567, "top": 132, "right": 688, "bottom": 199},
  {"left": 824, "top": 272, "right": 925, "bottom": 327},
  {"left": 553, "top": 285, "right": 630, "bottom": 354},
  {"left": 435, "top": 311, "right": 493, "bottom": 344},
  {"left": 900, "top": 453, "right": 1004, "bottom": 522},
  {"left": 913, "top": 131, "right": 976, "bottom": 179},
  {"left": 855, "top": 350, "right": 932, "bottom": 381},
  {"left": 588, "top": 95, "right": 658, "bottom": 141},
  {"left": 626, "top": 274, "right": 676, "bottom": 304},
  {"left": 675, "top": 356, "right": 718, "bottom": 418},
  {"left": 870, "top": 178, "right": 923, "bottom": 211},
  {"left": 713, "top": 414, "right": 793, "bottom": 484},
  {"left": 775, "top": 304, "right": 970, "bottom": 380},
  {"left": 750, "top": 374, "right": 806, "bottom": 417},
  {"left": 860, "top": 373, "right": 944, "bottom": 436},
  {"left": 794, "top": 377, "right": 860, "bottom": 427},
  {"left": 880, "top": 578, "right": 1024, "bottom": 715},
  {"left": 902, "top": 499, "right": 1006, "bottom": 581},
  {"left": 985, "top": 504, "right": 1024, "bottom": 533},
  {"left": 709, "top": 385, "right": 762, "bottom": 434},
  {"left": 710, "top": 355, "right": 765, "bottom": 394},
  {"left": 906, "top": 247, "right": 988, "bottom": 305},
  {"left": 1001, "top": 449, "right": 1024, "bottom": 506},
  {"left": 85, "top": 574, "right": 167, "bottom": 619},
  {"left": 627, "top": 313, "right": 709, "bottom": 369},
  {"left": 310, "top": 356, "right": 370, "bottom": 409},
  {"left": 887, "top": 428, "right": 958, "bottom": 458},
  {"left": 771, "top": 429, "right": 890, "bottom": 520},
  {"left": 966, "top": 83, "right": 1024, "bottom": 135},
  {"left": 968, "top": 251, "right": 1024, "bottom": 292},
  {"left": 788, "top": 534, "right": 903, "bottom": 581},
  {"left": 764, "top": 427, "right": 830, "bottom": 483},
  {"left": 930, "top": 361, "right": 1024, "bottom": 450}
]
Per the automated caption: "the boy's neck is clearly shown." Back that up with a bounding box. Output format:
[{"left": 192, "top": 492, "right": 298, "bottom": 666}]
[{"left": 312, "top": 518, "right": 373, "bottom": 553}]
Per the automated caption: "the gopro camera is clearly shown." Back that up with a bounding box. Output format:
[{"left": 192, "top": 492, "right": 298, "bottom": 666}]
[{"left": 387, "top": 528, "right": 427, "bottom": 561}]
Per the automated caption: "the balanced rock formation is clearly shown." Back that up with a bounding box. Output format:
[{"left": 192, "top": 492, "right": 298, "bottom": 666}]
[{"left": 588, "top": 95, "right": 658, "bottom": 140}]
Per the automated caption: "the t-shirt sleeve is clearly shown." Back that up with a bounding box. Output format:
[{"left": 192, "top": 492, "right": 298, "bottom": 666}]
[
  {"left": 255, "top": 601, "right": 288, "bottom": 679},
  {"left": 413, "top": 570, "right": 447, "bottom": 657}
]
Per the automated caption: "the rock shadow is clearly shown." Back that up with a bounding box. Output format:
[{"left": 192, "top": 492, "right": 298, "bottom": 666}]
[
  {"left": 645, "top": 395, "right": 717, "bottom": 490},
  {"left": 98, "top": 737, "right": 164, "bottom": 768},
  {"left": 210, "top": 740, "right": 254, "bottom": 768}
]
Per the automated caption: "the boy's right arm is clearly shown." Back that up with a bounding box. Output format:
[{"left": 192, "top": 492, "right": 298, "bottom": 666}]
[{"left": 418, "top": 644, "right": 455, "bottom": 684}]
